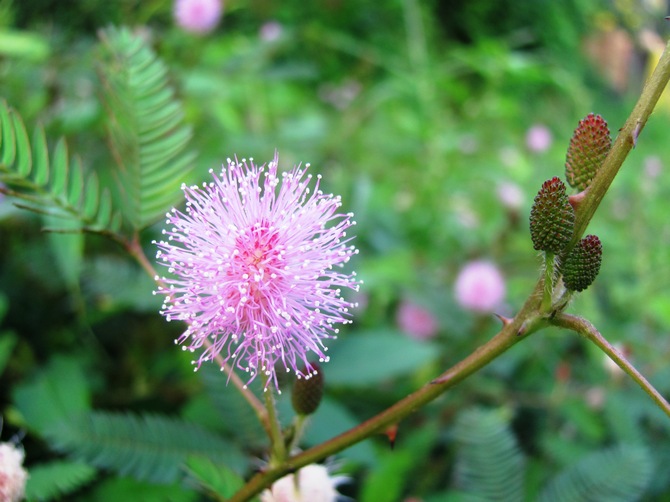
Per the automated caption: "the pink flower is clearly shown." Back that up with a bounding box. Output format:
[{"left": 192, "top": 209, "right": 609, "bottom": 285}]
[
  {"left": 496, "top": 182, "right": 524, "bottom": 211},
  {"left": 396, "top": 300, "right": 438, "bottom": 340},
  {"left": 454, "top": 260, "right": 506, "bottom": 313},
  {"left": 259, "top": 21, "right": 283, "bottom": 42},
  {"left": 154, "top": 153, "right": 359, "bottom": 390},
  {"left": 525, "top": 124, "right": 553, "bottom": 153},
  {"left": 261, "top": 464, "right": 346, "bottom": 502},
  {"left": 174, "top": 0, "right": 223, "bottom": 34},
  {"left": 0, "top": 443, "right": 28, "bottom": 502}
]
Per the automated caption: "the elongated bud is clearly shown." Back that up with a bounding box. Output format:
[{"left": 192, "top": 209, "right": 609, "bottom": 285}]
[
  {"left": 529, "top": 177, "right": 575, "bottom": 253},
  {"left": 562, "top": 234, "right": 602, "bottom": 292},
  {"left": 565, "top": 113, "right": 611, "bottom": 191},
  {"left": 292, "top": 364, "right": 324, "bottom": 416}
]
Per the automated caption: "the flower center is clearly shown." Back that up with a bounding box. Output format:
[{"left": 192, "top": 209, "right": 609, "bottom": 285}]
[{"left": 231, "top": 221, "right": 286, "bottom": 307}]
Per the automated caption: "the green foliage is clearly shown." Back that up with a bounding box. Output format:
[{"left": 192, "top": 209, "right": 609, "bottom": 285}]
[
  {"left": 47, "top": 411, "right": 248, "bottom": 484},
  {"left": 360, "top": 425, "right": 438, "bottom": 502},
  {"left": 184, "top": 457, "right": 246, "bottom": 500},
  {"left": 24, "top": 460, "right": 97, "bottom": 501},
  {"left": 452, "top": 408, "right": 525, "bottom": 501},
  {"left": 89, "top": 476, "right": 197, "bottom": 502},
  {"left": 13, "top": 356, "right": 92, "bottom": 435},
  {"left": 0, "top": 100, "right": 121, "bottom": 231},
  {"left": 325, "top": 329, "right": 437, "bottom": 386},
  {"left": 97, "top": 26, "right": 195, "bottom": 231},
  {"left": 538, "top": 444, "right": 653, "bottom": 502}
]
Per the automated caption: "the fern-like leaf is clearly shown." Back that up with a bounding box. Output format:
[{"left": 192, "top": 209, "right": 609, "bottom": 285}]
[
  {"left": 452, "top": 407, "right": 525, "bottom": 501},
  {"left": 97, "top": 26, "right": 195, "bottom": 230},
  {"left": 24, "top": 460, "right": 97, "bottom": 501},
  {"left": 47, "top": 411, "right": 247, "bottom": 484},
  {"left": 538, "top": 444, "right": 653, "bottom": 502},
  {"left": 0, "top": 100, "right": 121, "bottom": 231}
]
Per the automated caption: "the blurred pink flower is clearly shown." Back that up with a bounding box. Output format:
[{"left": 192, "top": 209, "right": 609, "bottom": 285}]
[
  {"left": 174, "top": 0, "right": 223, "bottom": 34},
  {"left": 396, "top": 300, "right": 439, "bottom": 340},
  {"left": 261, "top": 464, "right": 347, "bottom": 502},
  {"left": 0, "top": 443, "right": 28, "bottom": 502},
  {"left": 155, "top": 153, "right": 360, "bottom": 390},
  {"left": 454, "top": 260, "right": 506, "bottom": 313},
  {"left": 525, "top": 124, "right": 553, "bottom": 153},
  {"left": 496, "top": 181, "right": 524, "bottom": 211},
  {"left": 259, "top": 21, "right": 283, "bottom": 42}
]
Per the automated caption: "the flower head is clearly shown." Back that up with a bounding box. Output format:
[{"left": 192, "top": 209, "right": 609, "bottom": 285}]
[
  {"left": 396, "top": 300, "right": 439, "bottom": 340},
  {"left": 0, "top": 442, "right": 28, "bottom": 502},
  {"left": 174, "top": 0, "right": 223, "bottom": 34},
  {"left": 155, "top": 153, "right": 359, "bottom": 390},
  {"left": 526, "top": 124, "right": 553, "bottom": 153},
  {"left": 261, "top": 464, "right": 347, "bottom": 502},
  {"left": 454, "top": 260, "right": 506, "bottom": 314}
]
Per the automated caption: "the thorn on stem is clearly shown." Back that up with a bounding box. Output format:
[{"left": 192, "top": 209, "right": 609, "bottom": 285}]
[
  {"left": 494, "top": 313, "right": 513, "bottom": 327},
  {"left": 384, "top": 424, "right": 399, "bottom": 449}
]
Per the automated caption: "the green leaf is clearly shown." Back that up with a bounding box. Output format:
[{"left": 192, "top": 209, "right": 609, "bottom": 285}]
[
  {"left": 12, "top": 355, "right": 92, "bottom": 435},
  {"left": 184, "top": 457, "right": 246, "bottom": 499},
  {"left": 43, "top": 213, "right": 84, "bottom": 288},
  {"left": 0, "top": 331, "right": 17, "bottom": 377},
  {"left": 48, "top": 411, "right": 248, "bottom": 484},
  {"left": 539, "top": 444, "right": 653, "bottom": 502},
  {"left": 325, "top": 329, "right": 437, "bottom": 386},
  {"left": 97, "top": 26, "right": 195, "bottom": 230},
  {"left": 24, "top": 461, "right": 97, "bottom": 501},
  {"left": 90, "top": 476, "right": 198, "bottom": 502},
  {"left": 0, "top": 99, "right": 121, "bottom": 232},
  {"left": 452, "top": 407, "right": 525, "bottom": 502},
  {"left": 360, "top": 425, "right": 438, "bottom": 502}
]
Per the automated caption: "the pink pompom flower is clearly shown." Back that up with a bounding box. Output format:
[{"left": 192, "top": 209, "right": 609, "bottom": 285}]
[
  {"left": 0, "top": 443, "right": 28, "bottom": 502},
  {"left": 154, "top": 153, "right": 359, "bottom": 391},
  {"left": 525, "top": 124, "right": 553, "bottom": 153},
  {"left": 396, "top": 300, "right": 439, "bottom": 340},
  {"left": 454, "top": 260, "right": 506, "bottom": 313},
  {"left": 174, "top": 0, "right": 223, "bottom": 34}
]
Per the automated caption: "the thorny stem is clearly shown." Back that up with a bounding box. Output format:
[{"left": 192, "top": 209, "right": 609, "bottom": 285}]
[
  {"left": 228, "top": 38, "right": 670, "bottom": 502},
  {"left": 551, "top": 313, "right": 670, "bottom": 419}
]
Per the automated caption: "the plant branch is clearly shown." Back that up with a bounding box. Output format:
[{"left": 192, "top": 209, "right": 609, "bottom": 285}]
[
  {"left": 227, "top": 37, "right": 670, "bottom": 502},
  {"left": 566, "top": 38, "right": 670, "bottom": 252},
  {"left": 124, "top": 234, "right": 271, "bottom": 437},
  {"left": 227, "top": 313, "right": 529, "bottom": 502},
  {"left": 551, "top": 313, "right": 670, "bottom": 419}
]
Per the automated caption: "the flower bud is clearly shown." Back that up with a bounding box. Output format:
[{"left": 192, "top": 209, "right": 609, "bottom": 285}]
[
  {"left": 562, "top": 234, "right": 602, "bottom": 292},
  {"left": 565, "top": 113, "right": 611, "bottom": 191},
  {"left": 529, "top": 177, "right": 575, "bottom": 253},
  {"left": 291, "top": 364, "right": 324, "bottom": 416}
]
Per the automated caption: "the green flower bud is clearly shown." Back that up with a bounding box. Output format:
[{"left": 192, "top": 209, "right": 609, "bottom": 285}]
[
  {"left": 565, "top": 113, "right": 611, "bottom": 191},
  {"left": 291, "top": 364, "right": 324, "bottom": 416},
  {"left": 529, "top": 177, "right": 575, "bottom": 253},
  {"left": 562, "top": 234, "right": 603, "bottom": 292}
]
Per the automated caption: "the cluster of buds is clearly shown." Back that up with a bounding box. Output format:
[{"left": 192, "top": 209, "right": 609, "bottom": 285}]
[{"left": 529, "top": 114, "right": 609, "bottom": 306}]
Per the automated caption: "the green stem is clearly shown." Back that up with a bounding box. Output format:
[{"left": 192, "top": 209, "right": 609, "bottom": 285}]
[
  {"left": 227, "top": 312, "right": 530, "bottom": 502},
  {"left": 262, "top": 376, "right": 287, "bottom": 466},
  {"left": 565, "top": 38, "right": 670, "bottom": 252},
  {"left": 542, "top": 252, "right": 554, "bottom": 312},
  {"left": 123, "top": 234, "right": 272, "bottom": 442},
  {"left": 551, "top": 313, "right": 670, "bottom": 419}
]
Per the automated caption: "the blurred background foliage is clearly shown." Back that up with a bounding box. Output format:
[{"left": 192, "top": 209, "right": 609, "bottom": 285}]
[{"left": 1, "top": 0, "right": 670, "bottom": 500}]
